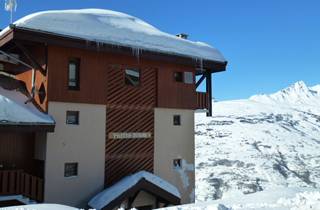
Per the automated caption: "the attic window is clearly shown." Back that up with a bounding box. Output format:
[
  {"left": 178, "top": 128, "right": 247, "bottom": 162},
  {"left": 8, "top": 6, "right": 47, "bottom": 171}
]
[
  {"left": 125, "top": 69, "right": 140, "bottom": 86},
  {"left": 68, "top": 58, "right": 80, "bottom": 90}
]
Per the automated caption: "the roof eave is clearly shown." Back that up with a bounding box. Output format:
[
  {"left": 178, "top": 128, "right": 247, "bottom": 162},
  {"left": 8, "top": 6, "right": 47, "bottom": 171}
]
[
  {"left": 0, "top": 123, "right": 55, "bottom": 132},
  {"left": 2, "top": 26, "right": 227, "bottom": 71}
]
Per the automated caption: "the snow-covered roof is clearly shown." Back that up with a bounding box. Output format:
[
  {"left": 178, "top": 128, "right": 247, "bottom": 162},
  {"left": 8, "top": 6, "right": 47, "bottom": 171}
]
[
  {"left": 0, "top": 9, "right": 226, "bottom": 63},
  {"left": 89, "top": 171, "right": 180, "bottom": 210},
  {"left": 0, "top": 86, "right": 54, "bottom": 125}
]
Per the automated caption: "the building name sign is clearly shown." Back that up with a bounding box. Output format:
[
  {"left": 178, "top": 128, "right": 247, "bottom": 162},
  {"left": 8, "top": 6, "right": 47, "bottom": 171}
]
[{"left": 108, "top": 132, "right": 152, "bottom": 140}]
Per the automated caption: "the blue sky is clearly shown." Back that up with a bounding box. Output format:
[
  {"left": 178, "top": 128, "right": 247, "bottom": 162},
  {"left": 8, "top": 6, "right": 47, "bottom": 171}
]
[{"left": 0, "top": 0, "right": 319, "bottom": 100}]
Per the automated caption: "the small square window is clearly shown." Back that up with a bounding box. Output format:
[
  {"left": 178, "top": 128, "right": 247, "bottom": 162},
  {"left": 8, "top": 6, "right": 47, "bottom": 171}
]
[
  {"left": 66, "top": 111, "right": 79, "bottom": 125},
  {"left": 173, "top": 115, "right": 181, "bottom": 126},
  {"left": 125, "top": 69, "right": 140, "bottom": 86},
  {"left": 64, "top": 162, "right": 78, "bottom": 177},
  {"left": 174, "top": 72, "right": 183, "bottom": 82},
  {"left": 184, "top": 72, "right": 194, "bottom": 84},
  {"left": 173, "top": 159, "right": 182, "bottom": 168}
]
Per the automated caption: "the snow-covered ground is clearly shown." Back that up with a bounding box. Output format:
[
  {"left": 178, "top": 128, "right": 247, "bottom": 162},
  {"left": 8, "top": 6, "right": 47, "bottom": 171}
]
[
  {"left": 172, "top": 81, "right": 320, "bottom": 209},
  {"left": 161, "top": 187, "right": 320, "bottom": 210}
]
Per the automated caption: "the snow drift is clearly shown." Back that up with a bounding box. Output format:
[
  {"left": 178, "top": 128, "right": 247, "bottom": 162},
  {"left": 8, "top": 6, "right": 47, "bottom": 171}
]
[{"left": 0, "top": 9, "right": 226, "bottom": 63}]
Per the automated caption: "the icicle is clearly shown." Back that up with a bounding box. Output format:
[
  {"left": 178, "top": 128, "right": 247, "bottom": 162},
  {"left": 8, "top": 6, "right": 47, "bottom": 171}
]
[
  {"left": 4, "top": 0, "right": 17, "bottom": 23},
  {"left": 199, "top": 58, "right": 203, "bottom": 71},
  {"left": 131, "top": 47, "right": 141, "bottom": 62}
]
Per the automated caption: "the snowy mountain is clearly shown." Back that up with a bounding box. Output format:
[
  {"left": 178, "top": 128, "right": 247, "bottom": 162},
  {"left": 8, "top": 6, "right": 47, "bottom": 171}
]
[{"left": 194, "top": 81, "right": 320, "bottom": 203}]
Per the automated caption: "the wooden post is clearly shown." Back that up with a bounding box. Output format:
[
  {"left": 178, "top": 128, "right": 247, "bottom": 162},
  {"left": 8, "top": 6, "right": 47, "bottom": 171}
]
[{"left": 206, "top": 71, "right": 212, "bottom": 116}]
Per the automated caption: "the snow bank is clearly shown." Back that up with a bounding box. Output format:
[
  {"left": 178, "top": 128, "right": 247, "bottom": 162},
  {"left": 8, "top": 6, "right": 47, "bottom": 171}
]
[
  {"left": 160, "top": 187, "right": 320, "bottom": 210},
  {"left": 0, "top": 9, "right": 225, "bottom": 63},
  {"left": 0, "top": 86, "right": 54, "bottom": 124},
  {"left": 89, "top": 171, "right": 180, "bottom": 210},
  {"left": 2, "top": 204, "right": 77, "bottom": 210}
]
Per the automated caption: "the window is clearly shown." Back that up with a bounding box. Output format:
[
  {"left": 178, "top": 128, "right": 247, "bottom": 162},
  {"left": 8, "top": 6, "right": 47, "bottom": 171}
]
[
  {"left": 68, "top": 58, "right": 80, "bottom": 90},
  {"left": 184, "top": 72, "right": 194, "bottom": 84},
  {"left": 173, "top": 115, "right": 181, "bottom": 126},
  {"left": 174, "top": 72, "right": 194, "bottom": 84},
  {"left": 173, "top": 159, "right": 182, "bottom": 168},
  {"left": 64, "top": 163, "right": 78, "bottom": 177},
  {"left": 125, "top": 69, "right": 140, "bottom": 86},
  {"left": 174, "top": 72, "right": 183, "bottom": 82},
  {"left": 66, "top": 111, "right": 79, "bottom": 125}
]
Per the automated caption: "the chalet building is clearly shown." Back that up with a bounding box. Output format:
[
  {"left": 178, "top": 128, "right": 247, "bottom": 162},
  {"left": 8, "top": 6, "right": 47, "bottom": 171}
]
[{"left": 0, "top": 9, "right": 227, "bottom": 209}]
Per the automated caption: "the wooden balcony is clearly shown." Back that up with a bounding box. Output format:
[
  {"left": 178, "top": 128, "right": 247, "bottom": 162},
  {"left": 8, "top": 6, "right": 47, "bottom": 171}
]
[
  {"left": 0, "top": 169, "right": 44, "bottom": 202},
  {"left": 196, "top": 92, "right": 209, "bottom": 110}
]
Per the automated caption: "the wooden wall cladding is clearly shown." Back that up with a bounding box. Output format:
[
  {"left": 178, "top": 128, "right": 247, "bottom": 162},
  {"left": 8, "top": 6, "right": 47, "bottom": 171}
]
[
  {"left": 106, "top": 65, "right": 157, "bottom": 108},
  {"left": 105, "top": 107, "right": 154, "bottom": 186},
  {"left": 157, "top": 68, "right": 197, "bottom": 110},
  {"left": 47, "top": 45, "right": 196, "bottom": 110},
  {"left": 47, "top": 46, "right": 107, "bottom": 104},
  {"left": 16, "top": 69, "right": 48, "bottom": 111},
  {"left": 0, "top": 132, "right": 35, "bottom": 171},
  {"left": 15, "top": 45, "right": 48, "bottom": 111}
]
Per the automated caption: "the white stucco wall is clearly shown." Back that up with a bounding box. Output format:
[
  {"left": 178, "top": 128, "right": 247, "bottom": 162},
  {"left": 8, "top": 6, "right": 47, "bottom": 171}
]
[
  {"left": 154, "top": 108, "right": 195, "bottom": 204},
  {"left": 45, "top": 102, "right": 106, "bottom": 207}
]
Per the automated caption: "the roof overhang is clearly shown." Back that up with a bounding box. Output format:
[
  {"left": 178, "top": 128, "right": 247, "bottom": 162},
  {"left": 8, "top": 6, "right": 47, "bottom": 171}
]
[
  {"left": 0, "top": 26, "right": 227, "bottom": 72},
  {"left": 0, "top": 123, "right": 55, "bottom": 132}
]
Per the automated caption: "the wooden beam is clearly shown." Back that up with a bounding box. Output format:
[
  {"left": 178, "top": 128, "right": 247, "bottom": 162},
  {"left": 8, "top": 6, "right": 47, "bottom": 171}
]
[
  {"left": 0, "top": 50, "right": 33, "bottom": 69},
  {"left": 14, "top": 41, "right": 46, "bottom": 75},
  {"left": 206, "top": 71, "right": 212, "bottom": 116},
  {"left": 0, "top": 124, "right": 55, "bottom": 132}
]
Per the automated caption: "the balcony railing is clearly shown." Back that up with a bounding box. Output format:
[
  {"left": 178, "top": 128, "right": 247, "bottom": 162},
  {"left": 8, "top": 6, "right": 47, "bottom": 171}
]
[
  {"left": 196, "top": 92, "right": 209, "bottom": 110},
  {"left": 0, "top": 170, "right": 44, "bottom": 202}
]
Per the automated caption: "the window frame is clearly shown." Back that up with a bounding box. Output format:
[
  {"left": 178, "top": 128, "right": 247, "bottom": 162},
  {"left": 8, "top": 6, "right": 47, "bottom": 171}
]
[
  {"left": 124, "top": 68, "right": 141, "bottom": 87},
  {"left": 64, "top": 162, "right": 78, "bottom": 178},
  {"left": 66, "top": 111, "right": 80, "bottom": 125},
  {"left": 68, "top": 58, "right": 80, "bottom": 90}
]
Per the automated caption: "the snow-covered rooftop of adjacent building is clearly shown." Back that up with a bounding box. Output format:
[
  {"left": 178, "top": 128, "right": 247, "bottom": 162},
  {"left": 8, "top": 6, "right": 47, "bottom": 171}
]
[
  {"left": 89, "top": 171, "right": 180, "bottom": 210},
  {"left": 0, "top": 9, "right": 226, "bottom": 63},
  {"left": 0, "top": 86, "right": 54, "bottom": 125}
]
